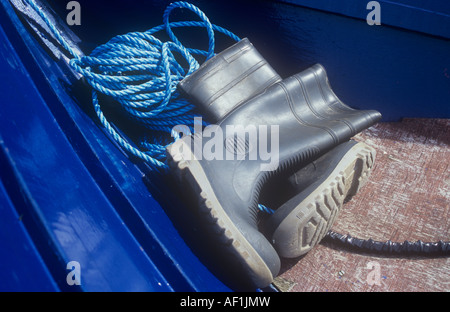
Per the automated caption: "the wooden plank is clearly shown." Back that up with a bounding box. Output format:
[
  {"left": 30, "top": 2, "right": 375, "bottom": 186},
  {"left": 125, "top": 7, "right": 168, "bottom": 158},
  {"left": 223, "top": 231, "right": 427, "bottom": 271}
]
[{"left": 275, "top": 118, "right": 450, "bottom": 292}]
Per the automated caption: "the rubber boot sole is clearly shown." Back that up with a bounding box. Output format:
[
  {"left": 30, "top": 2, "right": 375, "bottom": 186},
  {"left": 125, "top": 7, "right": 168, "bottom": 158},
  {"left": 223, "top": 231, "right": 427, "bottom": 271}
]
[
  {"left": 167, "top": 139, "right": 276, "bottom": 288},
  {"left": 269, "top": 142, "right": 376, "bottom": 258}
]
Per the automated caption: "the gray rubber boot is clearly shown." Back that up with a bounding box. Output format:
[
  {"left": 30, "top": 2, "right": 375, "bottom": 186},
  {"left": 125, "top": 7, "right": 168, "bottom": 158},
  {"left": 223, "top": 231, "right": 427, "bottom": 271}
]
[{"left": 168, "top": 39, "right": 381, "bottom": 288}]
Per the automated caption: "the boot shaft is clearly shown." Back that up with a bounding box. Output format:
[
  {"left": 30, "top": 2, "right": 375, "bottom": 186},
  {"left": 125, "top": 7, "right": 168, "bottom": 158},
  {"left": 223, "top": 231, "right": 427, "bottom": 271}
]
[{"left": 178, "top": 38, "right": 281, "bottom": 123}]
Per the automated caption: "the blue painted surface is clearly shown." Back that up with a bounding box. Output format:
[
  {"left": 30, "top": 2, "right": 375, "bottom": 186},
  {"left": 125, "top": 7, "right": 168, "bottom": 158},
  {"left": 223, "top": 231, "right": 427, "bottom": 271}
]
[
  {"left": 278, "top": 0, "right": 450, "bottom": 39},
  {"left": 263, "top": 3, "right": 450, "bottom": 121},
  {"left": 0, "top": 0, "right": 449, "bottom": 292},
  {"left": 0, "top": 178, "right": 59, "bottom": 292}
]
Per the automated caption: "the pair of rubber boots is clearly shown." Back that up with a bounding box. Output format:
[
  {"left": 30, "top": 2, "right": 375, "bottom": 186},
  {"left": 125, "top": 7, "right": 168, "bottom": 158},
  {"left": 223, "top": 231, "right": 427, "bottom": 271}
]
[{"left": 167, "top": 38, "right": 381, "bottom": 289}]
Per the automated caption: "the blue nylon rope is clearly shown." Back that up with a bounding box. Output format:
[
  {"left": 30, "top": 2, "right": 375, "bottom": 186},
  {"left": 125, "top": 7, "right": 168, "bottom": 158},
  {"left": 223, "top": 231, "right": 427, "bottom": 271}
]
[{"left": 25, "top": 0, "right": 240, "bottom": 170}]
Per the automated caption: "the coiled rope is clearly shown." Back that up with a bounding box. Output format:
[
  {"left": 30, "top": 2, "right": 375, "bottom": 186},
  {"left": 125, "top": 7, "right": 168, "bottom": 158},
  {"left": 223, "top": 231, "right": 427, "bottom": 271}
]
[{"left": 25, "top": 0, "right": 240, "bottom": 171}]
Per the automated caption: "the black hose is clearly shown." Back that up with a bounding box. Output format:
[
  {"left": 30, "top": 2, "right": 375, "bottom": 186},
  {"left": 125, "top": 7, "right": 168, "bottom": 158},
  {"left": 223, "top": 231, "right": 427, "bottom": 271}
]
[{"left": 323, "top": 231, "right": 450, "bottom": 257}]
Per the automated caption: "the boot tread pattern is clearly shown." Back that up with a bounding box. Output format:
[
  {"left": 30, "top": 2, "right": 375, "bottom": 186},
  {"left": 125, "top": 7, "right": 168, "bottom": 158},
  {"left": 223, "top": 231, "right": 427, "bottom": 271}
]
[
  {"left": 298, "top": 145, "right": 375, "bottom": 254},
  {"left": 276, "top": 144, "right": 376, "bottom": 258}
]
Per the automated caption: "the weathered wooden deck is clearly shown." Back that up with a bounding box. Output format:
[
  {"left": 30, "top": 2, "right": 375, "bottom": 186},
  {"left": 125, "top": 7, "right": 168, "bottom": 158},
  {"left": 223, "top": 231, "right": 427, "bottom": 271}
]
[{"left": 274, "top": 118, "right": 449, "bottom": 292}]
